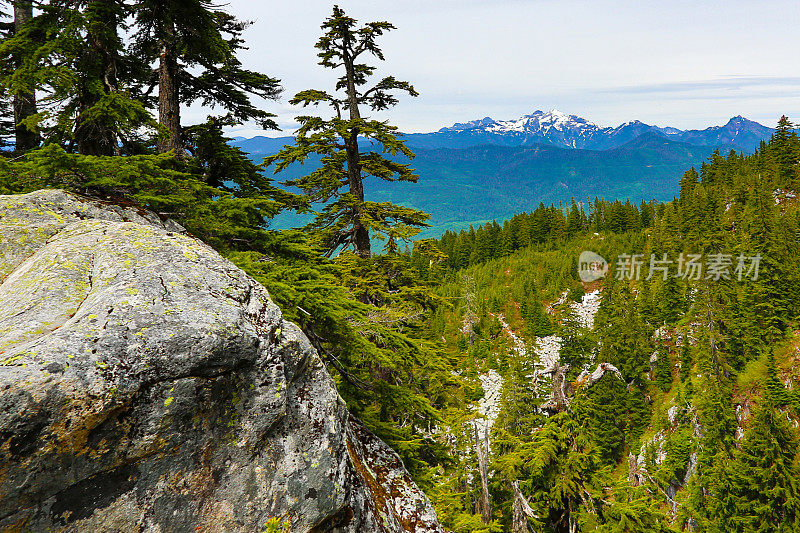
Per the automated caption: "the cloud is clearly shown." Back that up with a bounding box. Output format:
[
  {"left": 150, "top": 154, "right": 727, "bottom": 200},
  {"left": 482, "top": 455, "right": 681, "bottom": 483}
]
[
  {"left": 211, "top": 0, "right": 800, "bottom": 136},
  {"left": 605, "top": 76, "right": 800, "bottom": 96}
]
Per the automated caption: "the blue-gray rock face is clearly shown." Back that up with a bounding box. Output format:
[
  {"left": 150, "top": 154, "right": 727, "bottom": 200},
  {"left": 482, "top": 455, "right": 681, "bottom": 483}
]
[{"left": 0, "top": 190, "right": 442, "bottom": 533}]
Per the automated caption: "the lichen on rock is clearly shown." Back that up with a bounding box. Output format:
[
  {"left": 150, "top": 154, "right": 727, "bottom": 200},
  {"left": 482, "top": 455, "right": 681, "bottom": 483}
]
[{"left": 0, "top": 190, "right": 442, "bottom": 532}]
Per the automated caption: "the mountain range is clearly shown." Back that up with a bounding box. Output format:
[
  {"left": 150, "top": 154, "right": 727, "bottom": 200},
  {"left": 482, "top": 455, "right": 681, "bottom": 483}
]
[
  {"left": 402, "top": 110, "right": 774, "bottom": 152},
  {"left": 231, "top": 112, "right": 778, "bottom": 237}
]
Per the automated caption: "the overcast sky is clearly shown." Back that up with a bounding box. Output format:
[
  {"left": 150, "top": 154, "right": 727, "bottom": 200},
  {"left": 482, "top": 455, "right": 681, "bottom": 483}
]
[{"left": 206, "top": 0, "right": 800, "bottom": 137}]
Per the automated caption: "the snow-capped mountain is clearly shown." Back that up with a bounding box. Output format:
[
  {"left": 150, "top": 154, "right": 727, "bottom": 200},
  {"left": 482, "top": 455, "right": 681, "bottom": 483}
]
[
  {"left": 406, "top": 110, "right": 774, "bottom": 152},
  {"left": 438, "top": 109, "right": 605, "bottom": 149}
]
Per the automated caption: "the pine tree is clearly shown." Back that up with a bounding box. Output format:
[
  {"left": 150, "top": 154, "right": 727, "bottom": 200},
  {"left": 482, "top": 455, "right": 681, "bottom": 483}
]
[
  {"left": 573, "top": 377, "right": 630, "bottom": 464},
  {"left": 654, "top": 345, "right": 673, "bottom": 392},
  {"left": 679, "top": 344, "right": 692, "bottom": 382},
  {"left": 772, "top": 115, "right": 799, "bottom": 186},
  {"left": 657, "top": 274, "right": 683, "bottom": 325},
  {"left": 74, "top": 0, "right": 146, "bottom": 154},
  {"left": 266, "top": 5, "right": 426, "bottom": 257},
  {"left": 764, "top": 350, "right": 793, "bottom": 407},
  {"left": 494, "top": 411, "right": 606, "bottom": 533},
  {"left": 566, "top": 198, "right": 582, "bottom": 237},
  {"left": 525, "top": 299, "right": 553, "bottom": 337},
  {"left": 596, "top": 285, "right": 651, "bottom": 383},
  {"left": 558, "top": 304, "right": 593, "bottom": 379}
]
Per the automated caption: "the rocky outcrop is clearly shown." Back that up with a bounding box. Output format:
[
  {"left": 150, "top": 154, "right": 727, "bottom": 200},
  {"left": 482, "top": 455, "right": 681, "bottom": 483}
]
[{"left": 0, "top": 190, "right": 442, "bottom": 532}]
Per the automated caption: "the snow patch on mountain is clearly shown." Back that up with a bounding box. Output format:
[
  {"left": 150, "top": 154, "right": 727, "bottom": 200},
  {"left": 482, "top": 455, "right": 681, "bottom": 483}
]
[{"left": 434, "top": 110, "right": 774, "bottom": 152}]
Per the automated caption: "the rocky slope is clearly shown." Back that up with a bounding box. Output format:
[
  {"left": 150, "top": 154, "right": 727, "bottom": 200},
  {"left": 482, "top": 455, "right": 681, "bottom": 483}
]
[{"left": 0, "top": 190, "right": 442, "bottom": 532}]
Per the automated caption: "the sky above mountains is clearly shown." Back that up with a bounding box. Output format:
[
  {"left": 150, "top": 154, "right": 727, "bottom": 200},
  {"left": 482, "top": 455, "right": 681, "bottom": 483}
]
[{"left": 210, "top": 0, "right": 800, "bottom": 138}]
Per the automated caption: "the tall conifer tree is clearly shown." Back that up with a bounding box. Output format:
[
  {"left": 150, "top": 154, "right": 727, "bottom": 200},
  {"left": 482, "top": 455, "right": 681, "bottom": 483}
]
[
  {"left": 132, "top": 0, "right": 282, "bottom": 155},
  {"left": 266, "top": 5, "right": 427, "bottom": 257}
]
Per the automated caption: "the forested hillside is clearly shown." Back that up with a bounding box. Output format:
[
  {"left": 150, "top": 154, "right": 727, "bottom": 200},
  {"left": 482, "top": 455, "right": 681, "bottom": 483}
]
[
  {"left": 416, "top": 117, "right": 800, "bottom": 532},
  {"left": 2, "top": 1, "right": 800, "bottom": 532}
]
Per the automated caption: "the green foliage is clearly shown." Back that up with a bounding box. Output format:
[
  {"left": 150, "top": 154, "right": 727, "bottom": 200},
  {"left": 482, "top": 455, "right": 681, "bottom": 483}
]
[
  {"left": 687, "top": 400, "right": 800, "bottom": 532},
  {"left": 653, "top": 429, "right": 693, "bottom": 489},
  {"left": 654, "top": 346, "right": 673, "bottom": 392},
  {"left": 558, "top": 305, "right": 594, "bottom": 378},
  {"left": 595, "top": 283, "right": 652, "bottom": 383},
  {"left": 435, "top": 198, "right": 658, "bottom": 271},
  {"left": 592, "top": 484, "right": 676, "bottom": 533},
  {"left": 0, "top": 0, "right": 154, "bottom": 153},
  {"left": 132, "top": 0, "right": 282, "bottom": 127},
  {"left": 4, "top": 5, "right": 800, "bottom": 529},
  {"left": 229, "top": 242, "right": 463, "bottom": 482},
  {"left": 431, "top": 120, "right": 800, "bottom": 531},
  {"left": 0, "top": 143, "right": 288, "bottom": 251},
  {"left": 524, "top": 299, "right": 554, "bottom": 337}
]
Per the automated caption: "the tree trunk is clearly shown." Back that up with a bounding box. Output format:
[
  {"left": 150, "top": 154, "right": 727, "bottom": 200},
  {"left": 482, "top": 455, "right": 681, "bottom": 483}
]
[
  {"left": 342, "top": 37, "right": 369, "bottom": 257},
  {"left": 12, "top": 0, "right": 39, "bottom": 153},
  {"left": 512, "top": 480, "right": 537, "bottom": 533},
  {"left": 157, "top": 23, "right": 182, "bottom": 155},
  {"left": 474, "top": 424, "right": 492, "bottom": 524}
]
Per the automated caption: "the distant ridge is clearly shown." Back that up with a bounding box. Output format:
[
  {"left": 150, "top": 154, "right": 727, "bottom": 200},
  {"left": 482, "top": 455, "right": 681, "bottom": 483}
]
[
  {"left": 401, "top": 111, "right": 775, "bottom": 152},
  {"left": 230, "top": 112, "right": 779, "bottom": 237}
]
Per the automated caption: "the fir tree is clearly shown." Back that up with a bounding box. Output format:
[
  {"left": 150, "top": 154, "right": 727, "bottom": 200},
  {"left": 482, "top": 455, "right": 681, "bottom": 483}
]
[
  {"left": 558, "top": 304, "right": 593, "bottom": 379},
  {"left": 132, "top": 0, "right": 282, "bottom": 154},
  {"left": 720, "top": 401, "right": 800, "bottom": 532},
  {"left": 494, "top": 411, "right": 606, "bottom": 533},
  {"left": 654, "top": 345, "right": 673, "bottom": 392},
  {"left": 772, "top": 115, "right": 799, "bottom": 186},
  {"left": 0, "top": 0, "right": 153, "bottom": 153},
  {"left": 657, "top": 274, "right": 683, "bottom": 325},
  {"left": 8, "top": 0, "right": 39, "bottom": 152},
  {"left": 266, "top": 5, "right": 426, "bottom": 257}
]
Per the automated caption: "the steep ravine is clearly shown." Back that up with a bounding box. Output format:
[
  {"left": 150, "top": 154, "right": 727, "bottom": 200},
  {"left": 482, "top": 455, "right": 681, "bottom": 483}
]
[
  {"left": 475, "top": 290, "right": 603, "bottom": 449},
  {"left": 0, "top": 190, "right": 442, "bottom": 533}
]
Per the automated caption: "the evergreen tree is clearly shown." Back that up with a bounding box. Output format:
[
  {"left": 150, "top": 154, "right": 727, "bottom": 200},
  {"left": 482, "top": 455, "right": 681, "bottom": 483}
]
[
  {"left": 266, "top": 5, "right": 426, "bottom": 257},
  {"left": 494, "top": 411, "right": 606, "bottom": 533},
  {"left": 772, "top": 115, "right": 799, "bottom": 186},
  {"left": 657, "top": 274, "right": 683, "bottom": 325},
  {"left": 132, "top": 0, "right": 282, "bottom": 154},
  {"left": 8, "top": 0, "right": 39, "bottom": 152},
  {"left": 679, "top": 344, "right": 692, "bottom": 382},
  {"left": 654, "top": 345, "right": 673, "bottom": 392},
  {"left": 1, "top": 0, "right": 152, "bottom": 153},
  {"left": 525, "top": 299, "right": 553, "bottom": 337},
  {"left": 558, "top": 304, "right": 593, "bottom": 379},
  {"left": 717, "top": 401, "right": 800, "bottom": 532},
  {"left": 566, "top": 198, "right": 582, "bottom": 237}
]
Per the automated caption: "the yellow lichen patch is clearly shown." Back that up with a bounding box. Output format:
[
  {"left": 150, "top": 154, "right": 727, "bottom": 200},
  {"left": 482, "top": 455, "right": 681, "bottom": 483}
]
[{"left": 44, "top": 210, "right": 66, "bottom": 223}]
